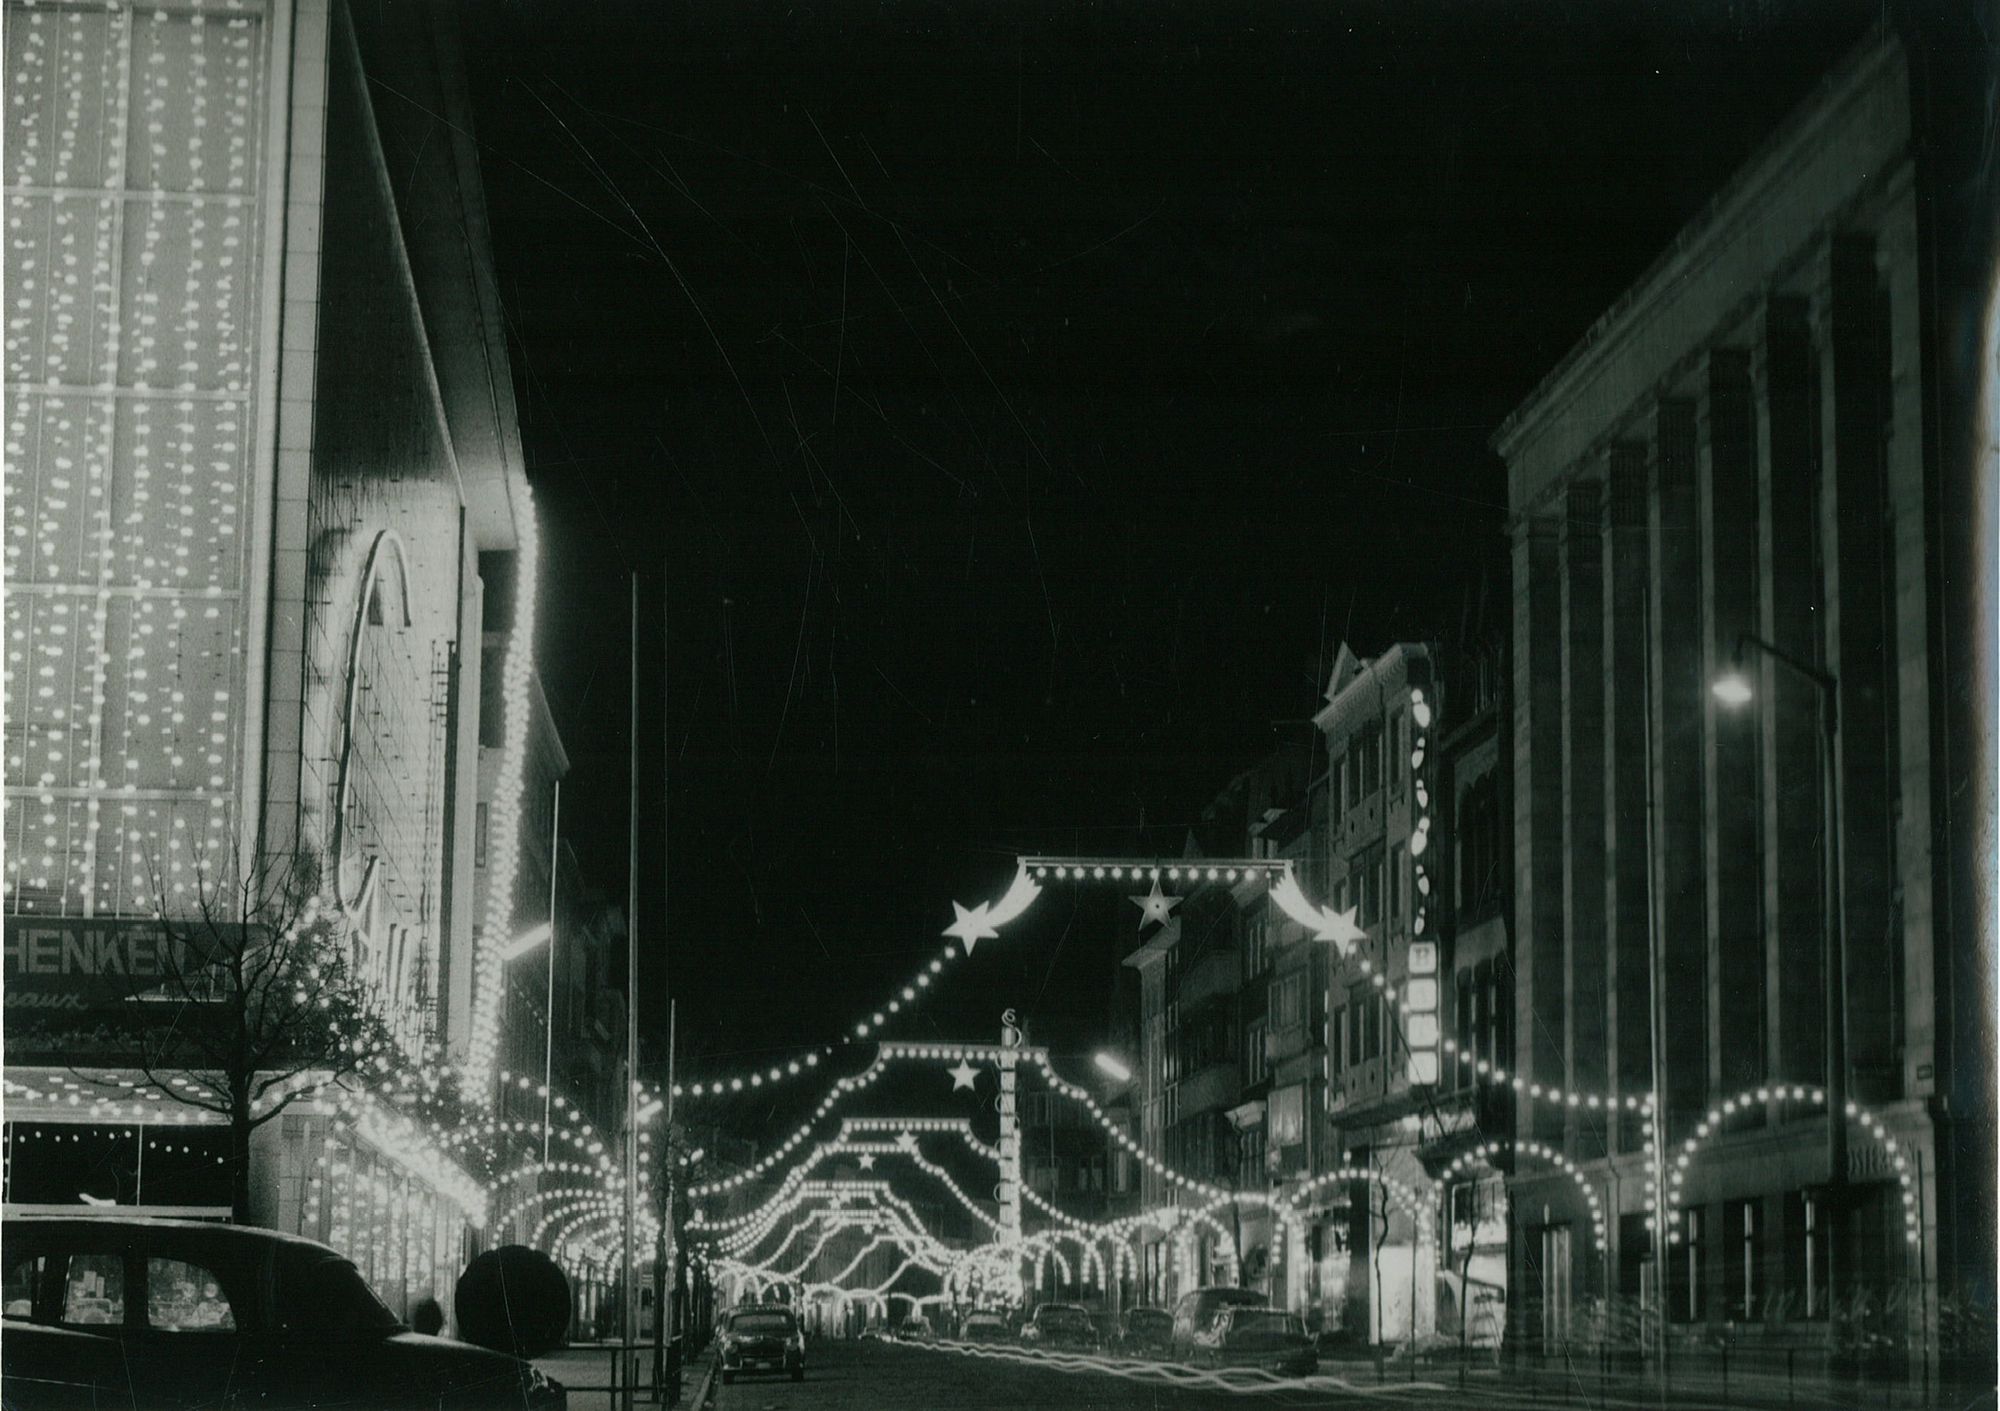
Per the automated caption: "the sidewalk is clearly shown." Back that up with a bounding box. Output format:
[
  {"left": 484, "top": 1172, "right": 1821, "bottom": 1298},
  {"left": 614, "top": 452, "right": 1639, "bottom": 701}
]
[
  {"left": 535, "top": 1342, "right": 685, "bottom": 1411},
  {"left": 1362, "top": 1346, "right": 1997, "bottom": 1411}
]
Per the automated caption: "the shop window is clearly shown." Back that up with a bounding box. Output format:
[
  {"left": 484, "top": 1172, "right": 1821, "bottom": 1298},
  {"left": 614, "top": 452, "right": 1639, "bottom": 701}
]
[
  {"left": 1723, "top": 1200, "right": 1761, "bottom": 1322},
  {"left": 146, "top": 1258, "right": 236, "bottom": 1332},
  {"left": 61, "top": 1254, "right": 124, "bottom": 1326},
  {"left": 1670, "top": 1209, "right": 1705, "bottom": 1323}
]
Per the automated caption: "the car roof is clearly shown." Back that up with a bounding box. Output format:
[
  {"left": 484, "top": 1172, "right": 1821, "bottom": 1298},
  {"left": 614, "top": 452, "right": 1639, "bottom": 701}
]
[{"left": 5, "top": 1215, "right": 342, "bottom": 1257}]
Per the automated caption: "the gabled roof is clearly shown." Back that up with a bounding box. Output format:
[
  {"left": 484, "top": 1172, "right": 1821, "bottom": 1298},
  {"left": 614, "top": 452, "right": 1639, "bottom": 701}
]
[{"left": 1321, "top": 643, "right": 1365, "bottom": 706}]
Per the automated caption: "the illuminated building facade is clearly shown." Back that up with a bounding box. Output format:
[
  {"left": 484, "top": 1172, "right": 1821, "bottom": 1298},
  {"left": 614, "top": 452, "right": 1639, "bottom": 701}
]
[
  {"left": 1493, "top": 27, "right": 1986, "bottom": 1357},
  {"left": 2, "top": 0, "right": 541, "bottom": 1316},
  {"left": 1314, "top": 642, "right": 1442, "bottom": 1345}
]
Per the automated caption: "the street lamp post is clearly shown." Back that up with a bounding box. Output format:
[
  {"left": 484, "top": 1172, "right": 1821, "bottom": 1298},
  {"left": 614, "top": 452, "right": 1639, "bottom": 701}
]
[{"left": 1711, "top": 631, "right": 1847, "bottom": 1309}]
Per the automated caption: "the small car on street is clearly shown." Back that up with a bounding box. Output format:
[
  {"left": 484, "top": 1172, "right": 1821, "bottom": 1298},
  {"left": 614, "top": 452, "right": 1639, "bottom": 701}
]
[
  {"left": 897, "top": 1313, "right": 934, "bottom": 1341},
  {"left": 960, "top": 1311, "right": 1012, "bottom": 1344},
  {"left": 1168, "top": 1285, "right": 1270, "bottom": 1360},
  {"left": 1189, "top": 1307, "right": 1319, "bottom": 1377},
  {"left": 0, "top": 1216, "right": 566, "bottom": 1410},
  {"left": 1019, "top": 1301, "right": 1098, "bottom": 1351},
  {"left": 1116, "top": 1306, "right": 1173, "bottom": 1356},
  {"left": 718, "top": 1304, "right": 806, "bottom": 1383}
]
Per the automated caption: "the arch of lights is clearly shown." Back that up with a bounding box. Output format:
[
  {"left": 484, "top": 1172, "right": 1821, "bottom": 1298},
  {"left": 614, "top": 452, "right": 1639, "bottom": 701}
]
[
  {"left": 675, "top": 858, "right": 1929, "bottom": 1318},
  {"left": 1441, "top": 1140, "right": 1607, "bottom": 1253},
  {"left": 1664, "top": 1085, "right": 1919, "bottom": 1248}
]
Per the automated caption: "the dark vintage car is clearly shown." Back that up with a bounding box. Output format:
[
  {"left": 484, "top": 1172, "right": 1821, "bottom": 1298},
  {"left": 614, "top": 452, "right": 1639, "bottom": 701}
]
[
  {"left": 1117, "top": 1306, "right": 1173, "bottom": 1356},
  {"left": 960, "top": 1311, "right": 1012, "bottom": 1344},
  {"left": 0, "top": 1216, "right": 565, "bottom": 1410},
  {"left": 718, "top": 1305, "right": 805, "bottom": 1383},
  {"left": 1168, "top": 1285, "right": 1270, "bottom": 1359},
  {"left": 1189, "top": 1307, "right": 1319, "bottom": 1377},
  {"left": 1019, "top": 1301, "right": 1098, "bottom": 1351}
]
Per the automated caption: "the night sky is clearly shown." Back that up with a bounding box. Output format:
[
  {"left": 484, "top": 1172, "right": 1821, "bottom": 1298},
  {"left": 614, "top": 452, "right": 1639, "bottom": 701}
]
[{"left": 452, "top": 0, "right": 1880, "bottom": 1114}]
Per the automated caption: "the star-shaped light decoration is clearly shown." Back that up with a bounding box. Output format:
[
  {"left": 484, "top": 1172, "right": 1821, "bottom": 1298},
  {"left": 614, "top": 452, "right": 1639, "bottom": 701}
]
[
  {"left": 944, "top": 901, "right": 1000, "bottom": 956},
  {"left": 895, "top": 1131, "right": 920, "bottom": 1154},
  {"left": 857, "top": 1153, "right": 877, "bottom": 1171},
  {"left": 1129, "top": 877, "right": 1182, "bottom": 932},
  {"left": 948, "top": 1060, "right": 980, "bottom": 1091}
]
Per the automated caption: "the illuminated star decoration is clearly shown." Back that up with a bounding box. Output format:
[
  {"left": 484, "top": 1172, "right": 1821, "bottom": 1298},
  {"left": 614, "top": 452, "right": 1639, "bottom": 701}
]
[
  {"left": 857, "top": 1153, "right": 877, "bottom": 1171},
  {"left": 941, "top": 868, "right": 1045, "bottom": 957},
  {"left": 1269, "top": 869, "right": 1368, "bottom": 952},
  {"left": 948, "top": 1060, "right": 980, "bottom": 1091},
  {"left": 895, "top": 1131, "right": 920, "bottom": 1154},
  {"left": 1129, "top": 877, "right": 1182, "bottom": 932},
  {"left": 944, "top": 902, "right": 1000, "bottom": 956}
]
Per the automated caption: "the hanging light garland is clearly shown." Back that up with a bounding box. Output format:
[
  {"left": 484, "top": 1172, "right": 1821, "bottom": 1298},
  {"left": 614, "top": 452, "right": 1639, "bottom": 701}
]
[
  {"left": 1442, "top": 1140, "right": 1606, "bottom": 1253},
  {"left": 467, "top": 487, "right": 542, "bottom": 1101}
]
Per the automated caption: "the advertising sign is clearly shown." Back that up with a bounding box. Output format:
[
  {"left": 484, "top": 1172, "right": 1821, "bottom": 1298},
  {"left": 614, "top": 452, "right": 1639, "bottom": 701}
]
[{"left": 2, "top": 916, "right": 235, "bottom": 1063}]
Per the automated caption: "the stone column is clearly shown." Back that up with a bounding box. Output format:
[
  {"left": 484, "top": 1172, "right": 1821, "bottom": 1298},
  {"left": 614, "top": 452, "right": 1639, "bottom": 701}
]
[
  {"left": 1603, "top": 443, "right": 1653, "bottom": 1154},
  {"left": 1562, "top": 479, "right": 1609, "bottom": 1160},
  {"left": 1756, "top": 295, "right": 1825, "bottom": 1091},
  {"left": 1514, "top": 513, "right": 1566, "bottom": 1146},
  {"left": 1821, "top": 233, "right": 1898, "bottom": 1106},
  {"left": 1651, "top": 398, "right": 1708, "bottom": 1143},
  {"left": 1702, "top": 348, "right": 1766, "bottom": 1104}
]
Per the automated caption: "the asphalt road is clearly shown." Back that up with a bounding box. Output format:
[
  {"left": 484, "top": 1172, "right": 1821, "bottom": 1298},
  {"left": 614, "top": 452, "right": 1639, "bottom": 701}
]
[
  {"left": 705, "top": 1337, "right": 1999, "bottom": 1411},
  {"left": 709, "top": 1336, "right": 1441, "bottom": 1410}
]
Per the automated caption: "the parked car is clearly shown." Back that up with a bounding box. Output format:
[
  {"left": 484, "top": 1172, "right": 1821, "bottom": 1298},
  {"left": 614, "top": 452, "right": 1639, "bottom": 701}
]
[
  {"left": 961, "top": 1311, "right": 1012, "bottom": 1344},
  {"left": 718, "top": 1305, "right": 805, "bottom": 1384},
  {"left": 1117, "top": 1306, "right": 1173, "bottom": 1356},
  {"left": 1019, "top": 1301, "right": 1098, "bottom": 1351},
  {"left": 1189, "top": 1307, "right": 1319, "bottom": 1376},
  {"left": 0, "top": 1216, "right": 566, "bottom": 1410},
  {"left": 1169, "top": 1286, "right": 1270, "bottom": 1360},
  {"left": 897, "top": 1313, "right": 934, "bottom": 1341}
]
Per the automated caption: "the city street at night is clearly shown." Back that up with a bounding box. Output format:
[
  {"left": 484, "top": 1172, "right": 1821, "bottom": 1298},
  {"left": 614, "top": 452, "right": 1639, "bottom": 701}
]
[{"left": 1, "top": 0, "right": 1994, "bottom": 1408}]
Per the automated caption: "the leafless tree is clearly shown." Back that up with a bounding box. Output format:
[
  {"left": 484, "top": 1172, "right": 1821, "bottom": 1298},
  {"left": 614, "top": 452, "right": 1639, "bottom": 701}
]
[{"left": 122, "top": 848, "right": 395, "bottom": 1221}]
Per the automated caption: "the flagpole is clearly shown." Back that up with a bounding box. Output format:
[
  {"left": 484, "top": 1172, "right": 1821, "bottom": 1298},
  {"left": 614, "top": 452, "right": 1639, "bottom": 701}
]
[{"left": 623, "top": 573, "right": 640, "bottom": 1410}]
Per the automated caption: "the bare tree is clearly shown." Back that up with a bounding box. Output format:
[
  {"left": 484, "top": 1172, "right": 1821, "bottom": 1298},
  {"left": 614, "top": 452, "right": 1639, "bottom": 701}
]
[{"left": 122, "top": 848, "right": 395, "bottom": 1221}]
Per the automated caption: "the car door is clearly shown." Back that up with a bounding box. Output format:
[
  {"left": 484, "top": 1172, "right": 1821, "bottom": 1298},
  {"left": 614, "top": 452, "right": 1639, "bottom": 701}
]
[{"left": 125, "top": 1247, "right": 256, "bottom": 1410}]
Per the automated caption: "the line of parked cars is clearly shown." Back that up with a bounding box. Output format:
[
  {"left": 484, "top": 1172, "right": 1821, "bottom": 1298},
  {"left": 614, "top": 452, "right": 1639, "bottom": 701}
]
[{"left": 969, "top": 1286, "right": 1316, "bottom": 1378}]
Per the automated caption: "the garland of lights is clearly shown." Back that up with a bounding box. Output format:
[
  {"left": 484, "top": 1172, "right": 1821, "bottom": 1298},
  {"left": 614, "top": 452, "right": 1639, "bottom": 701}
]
[
  {"left": 468, "top": 489, "right": 542, "bottom": 1101},
  {"left": 1442, "top": 1140, "right": 1606, "bottom": 1252},
  {"left": 670, "top": 874, "right": 1046, "bottom": 1098},
  {"left": 1663, "top": 1085, "right": 1920, "bottom": 1248}
]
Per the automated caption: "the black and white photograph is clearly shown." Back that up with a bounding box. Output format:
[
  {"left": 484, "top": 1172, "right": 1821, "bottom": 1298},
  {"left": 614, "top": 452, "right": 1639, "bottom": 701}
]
[{"left": 1, "top": 1, "right": 1995, "bottom": 1407}]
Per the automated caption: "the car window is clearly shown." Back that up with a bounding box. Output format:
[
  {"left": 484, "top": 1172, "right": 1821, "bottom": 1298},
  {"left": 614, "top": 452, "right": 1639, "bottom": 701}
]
[
  {"left": 146, "top": 1257, "right": 237, "bottom": 1332},
  {"left": 732, "top": 1311, "right": 794, "bottom": 1334},
  {"left": 5, "top": 1253, "right": 46, "bottom": 1319},
  {"left": 60, "top": 1253, "right": 125, "bottom": 1326}
]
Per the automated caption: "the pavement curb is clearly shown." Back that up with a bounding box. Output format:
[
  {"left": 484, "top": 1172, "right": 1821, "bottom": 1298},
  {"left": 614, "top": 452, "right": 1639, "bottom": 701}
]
[{"left": 685, "top": 1353, "right": 719, "bottom": 1408}]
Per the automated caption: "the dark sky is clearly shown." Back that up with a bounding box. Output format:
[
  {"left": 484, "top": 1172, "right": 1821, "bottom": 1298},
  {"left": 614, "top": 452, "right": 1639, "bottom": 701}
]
[{"left": 456, "top": 0, "right": 1879, "bottom": 1108}]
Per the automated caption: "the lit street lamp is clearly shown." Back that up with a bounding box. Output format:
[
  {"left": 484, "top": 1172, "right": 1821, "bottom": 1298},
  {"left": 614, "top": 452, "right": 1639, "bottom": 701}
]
[
  {"left": 1711, "top": 631, "right": 1846, "bottom": 1307},
  {"left": 498, "top": 920, "right": 553, "bottom": 962},
  {"left": 1092, "top": 1052, "right": 1133, "bottom": 1083}
]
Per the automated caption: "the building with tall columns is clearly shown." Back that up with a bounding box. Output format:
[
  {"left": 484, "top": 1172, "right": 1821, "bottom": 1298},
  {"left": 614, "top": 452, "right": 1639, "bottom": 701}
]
[{"left": 1491, "top": 25, "right": 1988, "bottom": 1361}]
